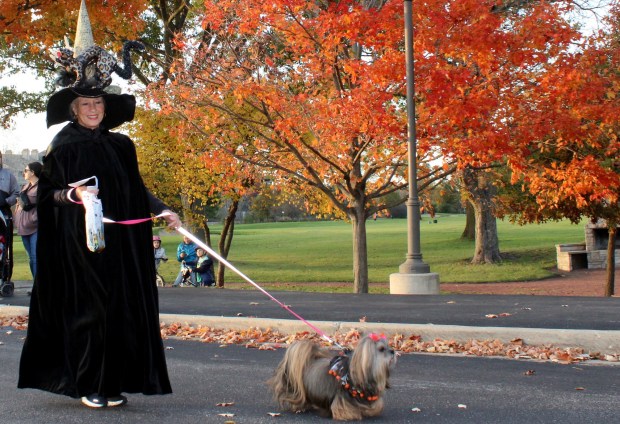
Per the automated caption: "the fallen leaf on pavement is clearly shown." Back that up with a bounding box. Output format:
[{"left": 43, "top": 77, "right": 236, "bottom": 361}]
[
  {"left": 575, "top": 387, "right": 585, "bottom": 391},
  {"left": 458, "top": 404, "right": 467, "bottom": 409},
  {"left": 218, "top": 413, "right": 235, "bottom": 417},
  {"left": 411, "top": 407, "right": 421, "bottom": 412},
  {"left": 216, "top": 402, "right": 235, "bottom": 407},
  {"left": 257, "top": 344, "right": 277, "bottom": 350},
  {"left": 0, "top": 315, "right": 28, "bottom": 330},
  {"left": 267, "top": 412, "right": 281, "bottom": 417},
  {"left": 524, "top": 370, "right": 536, "bottom": 375},
  {"left": 485, "top": 314, "right": 498, "bottom": 318},
  {"left": 249, "top": 302, "right": 259, "bottom": 305}
]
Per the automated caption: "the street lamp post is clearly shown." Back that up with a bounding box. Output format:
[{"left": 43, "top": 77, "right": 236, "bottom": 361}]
[{"left": 389, "top": 0, "right": 439, "bottom": 294}]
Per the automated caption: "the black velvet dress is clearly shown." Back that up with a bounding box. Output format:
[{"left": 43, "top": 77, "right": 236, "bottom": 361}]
[{"left": 18, "top": 123, "right": 172, "bottom": 398}]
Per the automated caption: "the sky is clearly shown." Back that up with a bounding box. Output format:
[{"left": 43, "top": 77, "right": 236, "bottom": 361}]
[
  {"left": 0, "top": 75, "right": 62, "bottom": 153},
  {"left": 0, "top": 111, "right": 61, "bottom": 154}
]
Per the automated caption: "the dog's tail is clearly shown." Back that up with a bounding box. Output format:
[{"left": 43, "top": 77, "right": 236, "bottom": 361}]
[{"left": 267, "top": 340, "right": 322, "bottom": 411}]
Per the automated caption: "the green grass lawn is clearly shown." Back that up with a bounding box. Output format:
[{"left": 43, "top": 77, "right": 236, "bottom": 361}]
[
  {"left": 11, "top": 215, "right": 586, "bottom": 289},
  {"left": 151, "top": 214, "right": 584, "bottom": 286}
]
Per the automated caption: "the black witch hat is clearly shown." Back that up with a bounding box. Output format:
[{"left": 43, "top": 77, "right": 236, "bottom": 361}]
[
  {"left": 46, "top": 87, "right": 136, "bottom": 129},
  {"left": 46, "top": 0, "right": 138, "bottom": 129}
]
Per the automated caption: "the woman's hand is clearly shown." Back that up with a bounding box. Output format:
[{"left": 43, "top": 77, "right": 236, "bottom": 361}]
[{"left": 162, "top": 209, "right": 182, "bottom": 230}]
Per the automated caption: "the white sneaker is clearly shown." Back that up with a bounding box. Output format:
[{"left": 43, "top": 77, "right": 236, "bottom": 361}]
[
  {"left": 81, "top": 394, "right": 107, "bottom": 408},
  {"left": 107, "top": 395, "right": 128, "bottom": 407}
]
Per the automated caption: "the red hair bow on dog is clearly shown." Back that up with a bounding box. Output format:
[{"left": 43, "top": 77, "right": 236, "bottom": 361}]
[{"left": 368, "top": 333, "right": 386, "bottom": 342}]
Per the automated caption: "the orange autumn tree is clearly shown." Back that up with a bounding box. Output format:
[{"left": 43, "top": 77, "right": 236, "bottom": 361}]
[
  {"left": 150, "top": 0, "right": 591, "bottom": 292},
  {"left": 504, "top": 4, "right": 620, "bottom": 296},
  {"left": 412, "top": 0, "right": 583, "bottom": 263},
  {"left": 151, "top": 0, "right": 453, "bottom": 293},
  {"left": 3, "top": 0, "right": 606, "bottom": 291}
]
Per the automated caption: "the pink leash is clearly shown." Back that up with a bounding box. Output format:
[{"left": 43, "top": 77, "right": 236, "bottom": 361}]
[{"left": 104, "top": 214, "right": 343, "bottom": 348}]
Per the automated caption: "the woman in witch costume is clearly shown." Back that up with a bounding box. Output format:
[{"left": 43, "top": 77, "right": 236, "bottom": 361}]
[{"left": 17, "top": 85, "right": 181, "bottom": 408}]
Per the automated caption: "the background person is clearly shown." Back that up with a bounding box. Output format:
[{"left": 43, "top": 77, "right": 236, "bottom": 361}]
[
  {"left": 14, "top": 162, "right": 42, "bottom": 280},
  {"left": 172, "top": 235, "right": 198, "bottom": 287},
  {"left": 153, "top": 235, "right": 168, "bottom": 286},
  {"left": 195, "top": 247, "right": 215, "bottom": 287},
  {"left": 0, "top": 151, "right": 19, "bottom": 282},
  {"left": 0, "top": 152, "right": 19, "bottom": 214},
  {"left": 153, "top": 235, "right": 168, "bottom": 270}
]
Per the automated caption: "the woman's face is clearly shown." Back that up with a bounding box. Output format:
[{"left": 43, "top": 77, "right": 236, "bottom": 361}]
[
  {"left": 23, "top": 166, "right": 34, "bottom": 182},
  {"left": 73, "top": 96, "right": 105, "bottom": 129}
]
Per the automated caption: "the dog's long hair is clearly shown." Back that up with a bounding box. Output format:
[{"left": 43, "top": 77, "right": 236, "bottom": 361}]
[{"left": 268, "top": 334, "right": 396, "bottom": 421}]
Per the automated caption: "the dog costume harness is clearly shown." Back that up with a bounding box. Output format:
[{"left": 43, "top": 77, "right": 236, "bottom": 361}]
[{"left": 328, "top": 355, "right": 379, "bottom": 403}]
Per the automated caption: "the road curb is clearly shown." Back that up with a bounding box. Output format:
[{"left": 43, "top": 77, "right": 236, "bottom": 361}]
[
  {"left": 3, "top": 305, "right": 618, "bottom": 354},
  {"left": 159, "top": 313, "right": 620, "bottom": 354}
]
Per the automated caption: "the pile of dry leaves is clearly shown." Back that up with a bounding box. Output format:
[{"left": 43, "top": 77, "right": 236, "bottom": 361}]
[
  {"left": 158, "top": 321, "right": 620, "bottom": 364},
  {"left": 2, "top": 315, "right": 618, "bottom": 363}
]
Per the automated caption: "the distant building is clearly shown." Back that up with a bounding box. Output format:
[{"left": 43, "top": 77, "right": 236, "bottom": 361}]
[{"left": 1, "top": 149, "right": 44, "bottom": 181}]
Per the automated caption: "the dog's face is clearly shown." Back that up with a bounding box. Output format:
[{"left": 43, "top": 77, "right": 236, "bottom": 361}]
[{"left": 349, "top": 334, "right": 396, "bottom": 388}]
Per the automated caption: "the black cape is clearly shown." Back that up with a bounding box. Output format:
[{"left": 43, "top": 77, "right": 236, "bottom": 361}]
[{"left": 18, "top": 123, "right": 172, "bottom": 398}]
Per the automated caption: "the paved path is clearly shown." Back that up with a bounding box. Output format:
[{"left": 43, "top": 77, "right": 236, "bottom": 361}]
[
  {"left": 2, "top": 281, "right": 620, "bottom": 353},
  {"left": 3, "top": 281, "right": 620, "bottom": 423}
]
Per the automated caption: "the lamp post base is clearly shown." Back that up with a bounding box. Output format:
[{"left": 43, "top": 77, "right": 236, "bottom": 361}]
[{"left": 389, "top": 272, "right": 440, "bottom": 294}]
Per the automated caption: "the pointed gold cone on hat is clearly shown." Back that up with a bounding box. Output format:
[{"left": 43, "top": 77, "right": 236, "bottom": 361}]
[{"left": 73, "top": 0, "right": 95, "bottom": 57}]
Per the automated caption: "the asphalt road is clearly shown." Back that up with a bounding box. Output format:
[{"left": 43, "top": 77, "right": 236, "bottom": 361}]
[
  {"left": 1, "top": 329, "right": 619, "bottom": 423},
  {"left": 4, "top": 283, "right": 620, "bottom": 330}
]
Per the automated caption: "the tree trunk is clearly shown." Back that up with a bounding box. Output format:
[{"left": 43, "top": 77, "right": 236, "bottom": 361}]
[
  {"left": 461, "top": 201, "right": 475, "bottom": 240},
  {"left": 350, "top": 207, "right": 369, "bottom": 294},
  {"left": 216, "top": 200, "right": 239, "bottom": 287},
  {"left": 471, "top": 199, "right": 501, "bottom": 263},
  {"left": 201, "top": 217, "right": 211, "bottom": 247},
  {"left": 462, "top": 167, "right": 501, "bottom": 264},
  {"left": 604, "top": 226, "right": 616, "bottom": 297}
]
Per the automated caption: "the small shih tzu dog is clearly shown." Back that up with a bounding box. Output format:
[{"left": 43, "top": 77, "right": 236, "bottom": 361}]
[{"left": 268, "top": 333, "right": 396, "bottom": 421}]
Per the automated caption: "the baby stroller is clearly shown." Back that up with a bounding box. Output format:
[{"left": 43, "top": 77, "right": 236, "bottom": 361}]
[{"left": 0, "top": 211, "right": 14, "bottom": 297}]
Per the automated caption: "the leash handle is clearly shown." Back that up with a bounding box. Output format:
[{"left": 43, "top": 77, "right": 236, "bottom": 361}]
[{"left": 176, "top": 226, "right": 343, "bottom": 349}]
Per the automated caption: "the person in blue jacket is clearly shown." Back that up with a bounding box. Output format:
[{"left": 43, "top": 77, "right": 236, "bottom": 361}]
[
  {"left": 195, "top": 248, "right": 215, "bottom": 287},
  {"left": 172, "top": 235, "right": 198, "bottom": 287}
]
